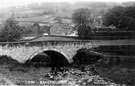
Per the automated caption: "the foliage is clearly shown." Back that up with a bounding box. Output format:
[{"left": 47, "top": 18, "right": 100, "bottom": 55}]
[
  {"left": 0, "top": 17, "right": 22, "bottom": 42},
  {"left": 73, "top": 48, "right": 103, "bottom": 65},
  {"left": 103, "top": 6, "right": 124, "bottom": 28},
  {"left": 72, "top": 8, "right": 92, "bottom": 25},
  {"left": 33, "top": 23, "right": 41, "bottom": 35},
  {"left": 77, "top": 25, "right": 92, "bottom": 37},
  {"left": 72, "top": 8, "right": 93, "bottom": 37},
  {"left": 103, "top": 6, "right": 135, "bottom": 30}
]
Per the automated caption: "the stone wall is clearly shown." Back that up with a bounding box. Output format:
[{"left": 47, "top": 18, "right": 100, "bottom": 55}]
[{"left": 0, "top": 41, "right": 92, "bottom": 63}]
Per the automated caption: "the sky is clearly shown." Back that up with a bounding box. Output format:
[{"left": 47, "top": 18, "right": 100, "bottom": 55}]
[{"left": 0, "top": 0, "right": 135, "bottom": 8}]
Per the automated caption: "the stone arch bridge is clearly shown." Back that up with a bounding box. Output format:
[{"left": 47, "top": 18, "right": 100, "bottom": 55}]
[{"left": 0, "top": 36, "right": 92, "bottom": 64}]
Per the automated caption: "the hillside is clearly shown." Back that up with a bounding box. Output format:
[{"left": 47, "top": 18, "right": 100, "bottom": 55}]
[{"left": 0, "top": 2, "right": 122, "bottom": 27}]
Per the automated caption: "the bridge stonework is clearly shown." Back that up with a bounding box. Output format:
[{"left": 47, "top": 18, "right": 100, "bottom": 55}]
[{"left": 0, "top": 41, "right": 92, "bottom": 63}]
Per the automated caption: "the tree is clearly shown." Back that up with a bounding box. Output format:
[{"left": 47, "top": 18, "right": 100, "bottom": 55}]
[
  {"left": 33, "top": 23, "right": 41, "bottom": 35},
  {"left": 77, "top": 25, "right": 92, "bottom": 37},
  {"left": 103, "top": 6, "right": 125, "bottom": 28},
  {"left": 103, "top": 6, "right": 135, "bottom": 30},
  {"left": 0, "top": 17, "right": 22, "bottom": 42},
  {"left": 72, "top": 8, "right": 93, "bottom": 37}
]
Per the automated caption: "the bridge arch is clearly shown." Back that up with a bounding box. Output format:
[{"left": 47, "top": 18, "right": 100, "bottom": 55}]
[{"left": 26, "top": 48, "right": 70, "bottom": 67}]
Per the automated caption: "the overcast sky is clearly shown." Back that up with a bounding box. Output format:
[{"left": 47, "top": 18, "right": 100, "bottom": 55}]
[{"left": 0, "top": 0, "right": 135, "bottom": 8}]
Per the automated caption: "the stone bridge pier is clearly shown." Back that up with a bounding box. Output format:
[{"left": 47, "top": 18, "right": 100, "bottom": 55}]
[{"left": 0, "top": 41, "right": 92, "bottom": 64}]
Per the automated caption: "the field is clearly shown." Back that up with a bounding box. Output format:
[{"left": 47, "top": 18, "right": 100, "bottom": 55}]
[{"left": 16, "top": 15, "right": 55, "bottom": 26}]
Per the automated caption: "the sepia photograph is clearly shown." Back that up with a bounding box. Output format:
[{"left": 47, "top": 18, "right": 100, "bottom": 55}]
[{"left": 0, "top": 0, "right": 135, "bottom": 85}]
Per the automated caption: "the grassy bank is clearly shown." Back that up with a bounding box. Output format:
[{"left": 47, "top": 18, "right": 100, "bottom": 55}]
[
  {"left": 90, "top": 45, "right": 135, "bottom": 85},
  {"left": 95, "top": 57, "right": 135, "bottom": 85},
  {"left": 72, "top": 45, "right": 135, "bottom": 85}
]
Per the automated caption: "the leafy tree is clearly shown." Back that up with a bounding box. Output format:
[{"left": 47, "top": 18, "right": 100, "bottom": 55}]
[
  {"left": 72, "top": 8, "right": 93, "bottom": 37},
  {"left": 0, "top": 17, "right": 22, "bottom": 42},
  {"left": 77, "top": 25, "right": 92, "bottom": 37},
  {"left": 103, "top": 6, "right": 125, "bottom": 28},
  {"left": 33, "top": 23, "right": 41, "bottom": 35},
  {"left": 103, "top": 6, "right": 135, "bottom": 30}
]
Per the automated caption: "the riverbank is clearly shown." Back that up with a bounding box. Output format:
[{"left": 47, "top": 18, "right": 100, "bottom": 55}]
[
  {"left": 94, "top": 57, "right": 135, "bottom": 85},
  {"left": 89, "top": 45, "right": 135, "bottom": 85},
  {"left": 0, "top": 55, "right": 117, "bottom": 85}
]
